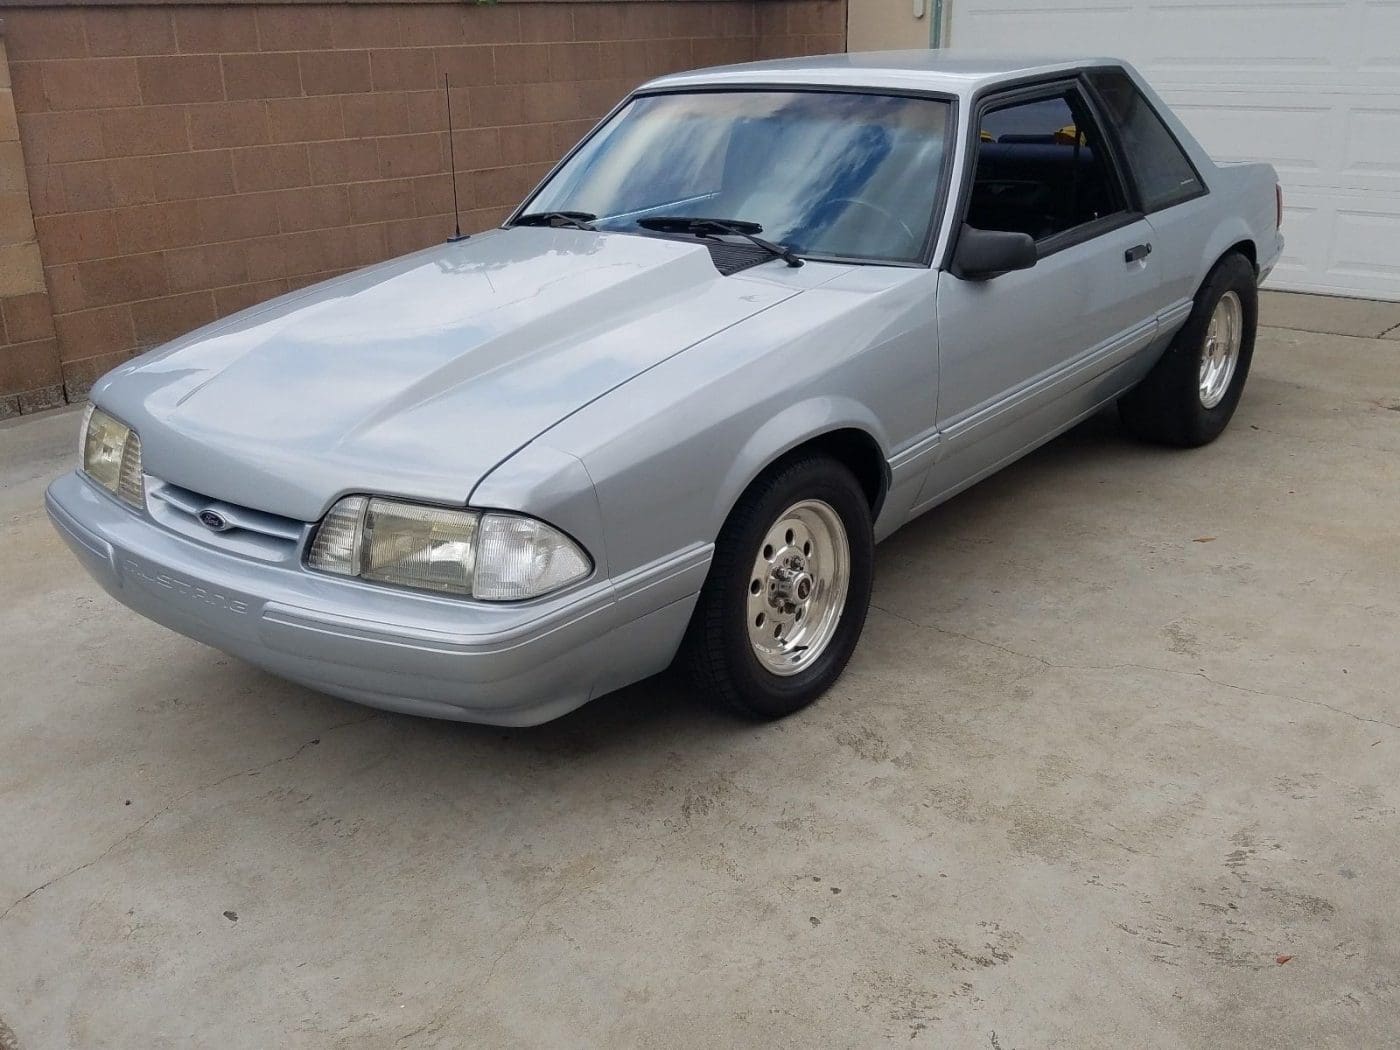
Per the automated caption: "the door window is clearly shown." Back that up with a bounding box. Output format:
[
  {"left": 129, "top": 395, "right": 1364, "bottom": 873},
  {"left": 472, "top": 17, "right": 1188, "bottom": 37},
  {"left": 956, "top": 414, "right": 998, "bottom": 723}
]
[
  {"left": 966, "top": 88, "right": 1126, "bottom": 245},
  {"left": 1087, "top": 69, "right": 1205, "bottom": 211}
]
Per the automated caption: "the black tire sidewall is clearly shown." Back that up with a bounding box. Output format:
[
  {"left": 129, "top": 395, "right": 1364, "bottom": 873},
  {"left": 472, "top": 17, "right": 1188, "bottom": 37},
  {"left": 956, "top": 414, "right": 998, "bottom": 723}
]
[
  {"left": 1180, "top": 254, "right": 1258, "bottom": 444},
  {"left": 1119, "top": 251, "right": 1259, "bottom": 447},
  {"left": 704, "top": 457, "right": 874, "bottom": 718}
]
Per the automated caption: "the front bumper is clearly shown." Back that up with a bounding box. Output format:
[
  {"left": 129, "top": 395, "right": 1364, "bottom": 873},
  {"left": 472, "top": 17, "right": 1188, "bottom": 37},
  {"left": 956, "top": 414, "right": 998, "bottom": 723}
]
[{"left": 45, "top": 472, "right": 708, "bottom": 725}]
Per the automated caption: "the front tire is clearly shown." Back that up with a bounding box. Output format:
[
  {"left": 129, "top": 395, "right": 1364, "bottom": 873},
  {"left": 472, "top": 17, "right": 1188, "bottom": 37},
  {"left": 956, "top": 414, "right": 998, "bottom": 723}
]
[
  {"left": 682, "top": 455, "right": 874, "bottom": 719},
  {"left": 1119, "top": 251, "right": 1258, "bottom": 447}
]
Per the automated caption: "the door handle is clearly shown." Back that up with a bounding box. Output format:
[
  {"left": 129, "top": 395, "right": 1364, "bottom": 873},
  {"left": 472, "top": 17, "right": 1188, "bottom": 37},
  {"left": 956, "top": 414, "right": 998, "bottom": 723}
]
[{"left": 1124, "top": 242, "right": 1152, "bottom": 264}]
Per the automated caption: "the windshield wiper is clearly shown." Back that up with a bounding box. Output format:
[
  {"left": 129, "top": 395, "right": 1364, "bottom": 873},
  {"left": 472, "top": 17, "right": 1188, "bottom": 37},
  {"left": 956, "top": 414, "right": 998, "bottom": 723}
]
[
  {"left": 636, "top": 216, "right": 803, "bottom": 267},
  {"left": 512, "top": 210, "right": 597, "bottom": 230}
]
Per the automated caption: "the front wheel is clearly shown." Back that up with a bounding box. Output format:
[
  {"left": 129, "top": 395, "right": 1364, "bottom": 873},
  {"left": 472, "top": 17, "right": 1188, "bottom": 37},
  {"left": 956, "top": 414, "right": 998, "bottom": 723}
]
[
  {"left": 682, "top": 455, "right": 874, "bottom": 719},
  {"left": 1119, "top": 251, "right": 1258, "bottom": 447}
]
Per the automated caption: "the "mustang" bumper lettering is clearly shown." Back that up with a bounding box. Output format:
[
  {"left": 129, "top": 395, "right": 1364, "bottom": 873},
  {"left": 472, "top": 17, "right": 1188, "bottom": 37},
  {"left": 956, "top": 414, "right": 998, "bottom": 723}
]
[{"left": 121, "top": 558, "right": 251, "bottom": 615}]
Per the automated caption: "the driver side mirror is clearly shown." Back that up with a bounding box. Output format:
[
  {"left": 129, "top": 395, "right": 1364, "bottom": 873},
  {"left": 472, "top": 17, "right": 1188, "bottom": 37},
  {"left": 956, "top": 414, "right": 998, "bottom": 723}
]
[{"left": 952, "top": 225, "right": 1038, "bottom": 281}]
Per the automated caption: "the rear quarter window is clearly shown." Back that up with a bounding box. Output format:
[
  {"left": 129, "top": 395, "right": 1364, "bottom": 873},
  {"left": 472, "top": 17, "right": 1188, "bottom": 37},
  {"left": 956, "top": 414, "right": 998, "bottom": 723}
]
[{"left": 1088, "top": 69, "right": 1205, "bottom": 212}]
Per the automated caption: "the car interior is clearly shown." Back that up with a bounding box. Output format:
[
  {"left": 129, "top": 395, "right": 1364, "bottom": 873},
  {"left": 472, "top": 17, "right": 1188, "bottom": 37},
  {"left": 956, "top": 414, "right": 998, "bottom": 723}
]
[
  {"left": 712, "top": 115, "right": 943, "bottom": 260},
  {"left": 966, "top": 91, "right": 1122, "bottom": 243},
  {"left": 569, "top": 93, "right": 951, "bottom": 263}
]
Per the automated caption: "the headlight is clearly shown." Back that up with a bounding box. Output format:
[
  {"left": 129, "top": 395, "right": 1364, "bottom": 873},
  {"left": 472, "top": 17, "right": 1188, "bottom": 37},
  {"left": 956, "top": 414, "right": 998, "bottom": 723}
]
[
  {"left": 81, "top": 405, "right": 145, "bottom": 509},
  {"left": 306, "top": 496, "right": 591, "bottom": 601}
]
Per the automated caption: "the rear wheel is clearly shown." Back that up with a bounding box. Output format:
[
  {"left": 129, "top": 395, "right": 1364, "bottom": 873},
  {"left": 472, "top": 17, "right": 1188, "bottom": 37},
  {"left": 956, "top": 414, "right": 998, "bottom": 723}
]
[
  {"left": 1119, "top": 252, "right": 1258, "bottom": 447},
  {"left": 682, "top": 455, "right": 874, "bottom": 719}
]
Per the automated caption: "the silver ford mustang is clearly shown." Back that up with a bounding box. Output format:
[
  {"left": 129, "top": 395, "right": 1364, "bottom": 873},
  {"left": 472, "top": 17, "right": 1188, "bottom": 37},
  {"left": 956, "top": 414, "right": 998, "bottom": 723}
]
[{"left": 47, "top": 52, "right": 1283, "bottom": 725}]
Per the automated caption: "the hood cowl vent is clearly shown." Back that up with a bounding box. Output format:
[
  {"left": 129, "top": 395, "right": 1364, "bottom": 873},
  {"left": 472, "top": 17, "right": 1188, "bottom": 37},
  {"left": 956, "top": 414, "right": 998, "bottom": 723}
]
[{"left": 704, "top": 241, "right": 776, "bottom": 277}]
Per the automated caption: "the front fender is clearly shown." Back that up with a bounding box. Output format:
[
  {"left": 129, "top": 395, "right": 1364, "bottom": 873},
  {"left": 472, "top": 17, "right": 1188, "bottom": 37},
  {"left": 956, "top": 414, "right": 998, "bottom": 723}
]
[
  {"left": 468, "top": 443, "right": 610, "bottom": 582},
  {"left": 527, "top": 265, "right": 937, "bottom": 581},
  {"left": 716, "top": 398, "right": 891, "bottom": 533}
]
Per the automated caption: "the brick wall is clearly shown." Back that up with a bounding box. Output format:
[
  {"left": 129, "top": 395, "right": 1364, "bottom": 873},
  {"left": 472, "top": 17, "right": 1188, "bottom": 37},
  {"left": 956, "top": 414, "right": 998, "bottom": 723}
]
[
  {"left": 0, "top": 29, "right": 63, "bottom": 418},
  {"left": 0, "top": 0, "right": 846, "bottom": 411}
]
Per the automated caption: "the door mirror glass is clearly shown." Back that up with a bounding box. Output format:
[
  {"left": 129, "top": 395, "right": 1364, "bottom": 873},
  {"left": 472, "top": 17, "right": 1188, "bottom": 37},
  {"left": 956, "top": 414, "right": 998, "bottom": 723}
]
[{"left": 952, "top": 225, "right": 1037, "bottom": 280}]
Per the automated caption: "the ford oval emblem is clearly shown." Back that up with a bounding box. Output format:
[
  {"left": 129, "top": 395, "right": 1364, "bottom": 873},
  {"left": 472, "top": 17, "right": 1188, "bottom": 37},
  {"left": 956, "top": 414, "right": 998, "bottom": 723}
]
[{"left": 198, "top": 509, "right": 231, "bottom": 532}]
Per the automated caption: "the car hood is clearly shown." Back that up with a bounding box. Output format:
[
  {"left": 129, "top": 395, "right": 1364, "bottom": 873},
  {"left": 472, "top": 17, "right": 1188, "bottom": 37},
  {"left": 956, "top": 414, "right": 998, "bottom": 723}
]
[{"left": 94, "top": 228, "right": 804, "bottom": 521}]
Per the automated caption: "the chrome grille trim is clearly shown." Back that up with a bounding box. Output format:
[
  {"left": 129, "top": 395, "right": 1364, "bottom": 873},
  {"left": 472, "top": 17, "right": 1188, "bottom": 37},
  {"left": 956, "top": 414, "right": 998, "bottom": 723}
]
[{"left": 147, "top": 481, "right": 306, "bottom": 562}]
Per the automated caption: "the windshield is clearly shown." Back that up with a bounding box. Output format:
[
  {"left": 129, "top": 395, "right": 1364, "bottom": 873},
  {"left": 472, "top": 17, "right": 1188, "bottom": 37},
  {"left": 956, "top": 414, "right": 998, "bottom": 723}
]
[{"left": 519, "top": 90, "right": 953, "bottom": 264}]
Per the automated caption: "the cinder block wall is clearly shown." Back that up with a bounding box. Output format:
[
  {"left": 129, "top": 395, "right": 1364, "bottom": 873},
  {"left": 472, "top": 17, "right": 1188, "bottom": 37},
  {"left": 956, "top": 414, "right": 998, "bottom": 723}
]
[
  {"left": 0, "top": 0, "right": 846, "bottom": 412},
  {"left": 0, "top": 28, "right": 63, "bottom": 417}
]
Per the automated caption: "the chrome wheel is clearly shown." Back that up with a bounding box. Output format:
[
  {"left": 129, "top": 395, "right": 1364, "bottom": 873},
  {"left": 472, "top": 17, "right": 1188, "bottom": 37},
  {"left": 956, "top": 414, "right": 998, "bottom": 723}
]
[
  {"left": 1199, "top": 290, "right": 1242, "bottom": 409},
  {"left": 746, "top": 499, "right": 850, "bottom": 676}
]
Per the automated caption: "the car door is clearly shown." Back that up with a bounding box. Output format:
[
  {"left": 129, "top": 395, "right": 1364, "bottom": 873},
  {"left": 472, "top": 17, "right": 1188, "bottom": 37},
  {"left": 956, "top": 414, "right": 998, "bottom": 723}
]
[
  {"left": 916, "top": 79, "right": 1162, "bottom": 511},
  {"left": 1084, "top": 67, "right": 1211, "bottom": 317}
]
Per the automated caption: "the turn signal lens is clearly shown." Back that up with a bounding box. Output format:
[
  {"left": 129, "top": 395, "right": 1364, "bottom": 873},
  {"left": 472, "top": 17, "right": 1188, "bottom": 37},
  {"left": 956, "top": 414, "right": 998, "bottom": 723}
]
[
  {"left": 82, "top": 406, "right": 145, "bottom": 510},
  {"left": 306, "top": 495, "right": 366, "bottom": 576},
  {"left": 117, "top": 430, "right": 144, "bottom": 508},
  {"left": 306, "top": 497, "right": 590, "bottom": 600},
  {"left": 474, "top": 512, "right": 592, "bottom": 600}
]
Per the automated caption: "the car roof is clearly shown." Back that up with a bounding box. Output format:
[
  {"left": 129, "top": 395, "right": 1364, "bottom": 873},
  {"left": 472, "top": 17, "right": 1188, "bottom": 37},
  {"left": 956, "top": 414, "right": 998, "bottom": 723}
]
[{"left": 642, "top": 50, "right": 1120, "bottom": 97}]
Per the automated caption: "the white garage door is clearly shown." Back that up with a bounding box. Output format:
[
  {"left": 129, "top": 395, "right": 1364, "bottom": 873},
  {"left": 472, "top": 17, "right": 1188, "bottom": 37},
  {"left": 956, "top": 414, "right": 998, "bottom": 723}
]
[{"left": 949, "top": 0, "right": 1400, "bottom": 301}]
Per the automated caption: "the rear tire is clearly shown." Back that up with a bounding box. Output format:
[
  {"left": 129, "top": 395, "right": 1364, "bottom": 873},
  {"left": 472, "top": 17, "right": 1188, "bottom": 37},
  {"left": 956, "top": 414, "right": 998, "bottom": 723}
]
[
  {"left": 682, "top": 454, "right": 874, "bottom": 720},
  {"left": 1119, "top": 252, "right": 1257, "bottom": 447}
]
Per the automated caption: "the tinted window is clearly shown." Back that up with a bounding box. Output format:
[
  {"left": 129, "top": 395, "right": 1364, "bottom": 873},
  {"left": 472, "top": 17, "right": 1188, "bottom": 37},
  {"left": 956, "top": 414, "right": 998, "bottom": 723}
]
[
  {"left": 1088, "top": 69, "right": 1204, "bottom": 211},
  {"left": 967, "top": 89, "right": 1123, "bottom": 243},
  {"left": 524, "top": 91, "right": 952, "bottom": 263}
]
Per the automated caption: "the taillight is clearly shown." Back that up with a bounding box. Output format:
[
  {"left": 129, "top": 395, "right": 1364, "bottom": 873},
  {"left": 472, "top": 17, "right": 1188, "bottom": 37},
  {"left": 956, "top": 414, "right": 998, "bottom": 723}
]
[{"left": 1275, "top": 183, "right": 1283, "bottom": 230}]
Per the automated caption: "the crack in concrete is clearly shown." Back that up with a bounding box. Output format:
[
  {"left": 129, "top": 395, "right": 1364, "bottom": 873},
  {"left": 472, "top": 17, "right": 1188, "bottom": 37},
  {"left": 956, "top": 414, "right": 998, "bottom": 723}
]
[
  {"left": 869, "top": 603, "right": 1400, "bottom": 733},
  {"left": 1246, "top": 421, "right": 1399, "bottom": 457},
  {"left": 479, "top": 865, "right": 597, "bottom": 991},
  {"left": 0, "top": 712, "right": 380, "bottom": 925},
  {"left": 1260, "top": 322, "right": 1400, "bottom": 342},
  {"left": 393, "top": 862, "right": 600, "bottom": 1047}
]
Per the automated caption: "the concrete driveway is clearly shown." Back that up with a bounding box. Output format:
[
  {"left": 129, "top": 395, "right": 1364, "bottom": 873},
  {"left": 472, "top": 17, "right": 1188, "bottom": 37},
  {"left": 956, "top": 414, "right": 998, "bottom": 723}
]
[{"left": 2, "top": 293, "right": 1397, "bottom": 1049}]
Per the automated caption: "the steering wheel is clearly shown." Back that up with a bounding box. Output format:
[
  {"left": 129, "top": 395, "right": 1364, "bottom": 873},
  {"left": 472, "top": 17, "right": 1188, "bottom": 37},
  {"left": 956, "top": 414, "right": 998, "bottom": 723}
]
[{"left": 828, "top": 197, "right": 920, "bottom": 251}]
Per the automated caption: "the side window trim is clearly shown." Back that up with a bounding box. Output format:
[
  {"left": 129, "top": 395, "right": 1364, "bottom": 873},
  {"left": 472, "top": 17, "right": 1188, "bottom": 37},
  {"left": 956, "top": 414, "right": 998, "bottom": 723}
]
[
  {"left": 1081, "top": 66, "right": 1210, "bottom": 214},
  {"left": 947, "top": 77, "right": 1137, "bottom": 266},
  {"left": 1071, "top": 71, "right": 1144, "bottom": 215},
  {"left": 1035, "top": 210, "right": 1142, "bottom": 259}
]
